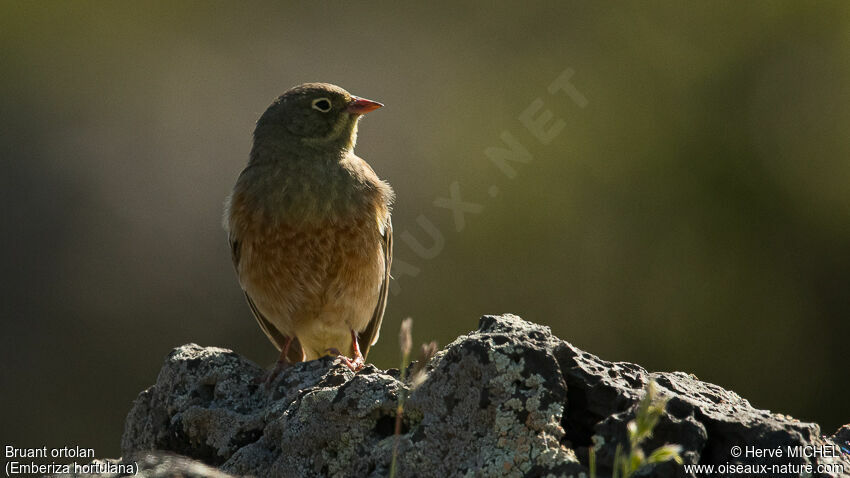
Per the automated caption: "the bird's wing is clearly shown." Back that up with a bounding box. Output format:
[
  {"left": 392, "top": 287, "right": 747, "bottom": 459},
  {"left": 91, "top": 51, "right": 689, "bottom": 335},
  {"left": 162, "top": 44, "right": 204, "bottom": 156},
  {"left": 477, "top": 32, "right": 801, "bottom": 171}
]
[
  {"left": 358, "top": 216, "right": 392, "bottom": 359},
  {"left": 229, "top": 235, "right": 303, "bottom": 362}
]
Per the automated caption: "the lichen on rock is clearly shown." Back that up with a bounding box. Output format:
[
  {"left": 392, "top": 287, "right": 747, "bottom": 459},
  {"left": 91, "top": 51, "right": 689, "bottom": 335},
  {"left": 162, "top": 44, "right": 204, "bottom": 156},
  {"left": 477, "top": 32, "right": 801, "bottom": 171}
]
[{"left": 111, "top": 314, "right": 849, "bottom": 478}]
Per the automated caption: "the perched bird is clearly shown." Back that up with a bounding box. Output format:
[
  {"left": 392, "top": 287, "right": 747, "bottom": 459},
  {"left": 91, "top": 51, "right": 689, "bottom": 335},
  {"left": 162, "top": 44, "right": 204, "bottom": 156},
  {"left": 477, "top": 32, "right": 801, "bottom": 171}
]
[{"left": 224, "top": 83, "right": 393, "bottom": 374}]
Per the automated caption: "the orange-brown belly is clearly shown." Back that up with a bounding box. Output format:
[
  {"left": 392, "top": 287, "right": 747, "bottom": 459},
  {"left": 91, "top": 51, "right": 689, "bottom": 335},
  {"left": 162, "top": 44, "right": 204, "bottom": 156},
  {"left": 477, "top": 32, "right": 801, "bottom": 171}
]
[{"left": 238, "top": 218, "right": 384, "bottom": 358}]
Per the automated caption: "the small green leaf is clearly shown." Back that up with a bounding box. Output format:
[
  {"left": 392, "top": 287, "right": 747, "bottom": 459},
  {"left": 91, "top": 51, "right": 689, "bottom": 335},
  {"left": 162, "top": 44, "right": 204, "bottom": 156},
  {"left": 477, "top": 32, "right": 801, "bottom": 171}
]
[
  {"left": 629, "top": 449, "right": 645, "bottom": 472},
  {"left": 648, "top": 445, "right": 683, "bottom": 464},
  {"left": 627, "top": 420, "right": 637, "bottom": 440}
]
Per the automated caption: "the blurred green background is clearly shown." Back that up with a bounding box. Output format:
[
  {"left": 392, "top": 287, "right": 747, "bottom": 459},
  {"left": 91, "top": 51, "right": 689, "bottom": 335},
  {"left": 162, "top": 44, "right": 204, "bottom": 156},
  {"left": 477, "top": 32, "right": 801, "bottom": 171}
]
[{"left": 2, "top": 1, "right": 848, "bottom": 458}]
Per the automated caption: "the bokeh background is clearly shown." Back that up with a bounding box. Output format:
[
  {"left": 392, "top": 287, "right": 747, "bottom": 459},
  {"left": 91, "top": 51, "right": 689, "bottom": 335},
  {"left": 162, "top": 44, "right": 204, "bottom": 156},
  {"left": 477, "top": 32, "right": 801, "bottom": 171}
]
[{"left": 2, "top": 2, "right": 848, "bottom": 458}]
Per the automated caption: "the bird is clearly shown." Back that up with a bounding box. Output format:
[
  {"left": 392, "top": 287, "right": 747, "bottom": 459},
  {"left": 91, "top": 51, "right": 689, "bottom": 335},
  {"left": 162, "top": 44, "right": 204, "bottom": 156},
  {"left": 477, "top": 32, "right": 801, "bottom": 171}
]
[{"left": 223, "top": 83, "right": 393, "bottom": 376}]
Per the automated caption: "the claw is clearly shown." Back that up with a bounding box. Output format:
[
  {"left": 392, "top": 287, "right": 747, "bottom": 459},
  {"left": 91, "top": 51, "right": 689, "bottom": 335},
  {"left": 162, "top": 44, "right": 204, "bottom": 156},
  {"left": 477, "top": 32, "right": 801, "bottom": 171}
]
[
  {"left": 264, "top": 336, "right": 297, "bottom": 389},
  {"left": 323, "top": 331, "right": 366, "bottom": 372},
  {"left": 337, "top": 354, "right": 365, "bottom": 372},
  {"left": 264, "top": 359, "right": 292, "bottom": 388}
]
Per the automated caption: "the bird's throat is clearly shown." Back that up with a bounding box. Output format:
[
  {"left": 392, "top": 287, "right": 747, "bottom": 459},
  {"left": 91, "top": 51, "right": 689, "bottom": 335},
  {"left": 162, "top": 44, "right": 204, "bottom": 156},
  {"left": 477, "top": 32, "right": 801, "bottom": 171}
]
[{"left": 301, "top": 115, "right": 359, "bottom": 153}]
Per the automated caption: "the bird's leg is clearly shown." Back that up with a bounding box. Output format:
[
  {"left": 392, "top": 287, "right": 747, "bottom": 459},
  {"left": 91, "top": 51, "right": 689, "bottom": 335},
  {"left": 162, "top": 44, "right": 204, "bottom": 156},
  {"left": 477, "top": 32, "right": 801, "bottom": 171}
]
[
  {"left": 340, "top": 330, "right": 365, "bottom": 372},
  {"left": 265, "top": 336, "right": 295, "bottom": 387},
  {"left": 326, "top": 331, "right": 365, "bottom": 372}
]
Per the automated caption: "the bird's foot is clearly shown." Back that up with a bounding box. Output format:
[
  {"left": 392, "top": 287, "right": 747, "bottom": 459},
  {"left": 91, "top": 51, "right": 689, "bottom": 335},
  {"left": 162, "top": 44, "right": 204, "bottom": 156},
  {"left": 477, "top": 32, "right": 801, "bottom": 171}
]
[
  {"left": 324, "top": 347, "right": 365, "bottom": 372},
  {"left": 337, "top": 354, "right": 365, "bottom": 372},
  {"left": 261, "top": 336, "right": 299, "bottom": 389},
  {"left": 263, "top": 359, "right": 293, "bottom": 389}
]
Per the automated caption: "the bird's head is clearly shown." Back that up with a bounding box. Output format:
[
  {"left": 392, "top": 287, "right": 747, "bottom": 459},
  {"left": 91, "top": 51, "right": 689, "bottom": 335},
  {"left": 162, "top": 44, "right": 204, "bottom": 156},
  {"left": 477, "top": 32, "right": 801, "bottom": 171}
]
[{"left": 253, "top": 83, "right": 382, "bottom": 156}]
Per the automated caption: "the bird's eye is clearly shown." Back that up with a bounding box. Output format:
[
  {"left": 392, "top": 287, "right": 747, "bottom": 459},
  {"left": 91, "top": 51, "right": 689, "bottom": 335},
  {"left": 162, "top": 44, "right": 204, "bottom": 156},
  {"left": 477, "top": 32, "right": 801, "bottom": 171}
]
[{"left": 311, "top": 98, "right": 332, "bottom": 113}]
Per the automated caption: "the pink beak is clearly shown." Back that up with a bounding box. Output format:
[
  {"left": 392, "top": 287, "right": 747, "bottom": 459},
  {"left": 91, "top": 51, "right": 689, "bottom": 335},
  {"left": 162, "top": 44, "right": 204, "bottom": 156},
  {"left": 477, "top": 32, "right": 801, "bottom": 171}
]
[{"left": 347, "top": 96, "right": 383, "bottom": 115}]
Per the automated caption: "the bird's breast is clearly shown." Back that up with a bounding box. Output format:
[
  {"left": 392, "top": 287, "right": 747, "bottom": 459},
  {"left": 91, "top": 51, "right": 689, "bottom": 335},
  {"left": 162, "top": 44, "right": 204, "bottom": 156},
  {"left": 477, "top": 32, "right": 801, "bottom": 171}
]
[{"left": 228, "top": 177, "right": 387, "bottom": 328}]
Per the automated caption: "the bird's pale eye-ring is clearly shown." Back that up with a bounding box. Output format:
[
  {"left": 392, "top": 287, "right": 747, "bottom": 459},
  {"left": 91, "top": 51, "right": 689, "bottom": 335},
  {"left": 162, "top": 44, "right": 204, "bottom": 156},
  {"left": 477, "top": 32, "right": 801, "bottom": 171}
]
[{"left": 311, "top": 98, "right": 332, "bottom": 113}]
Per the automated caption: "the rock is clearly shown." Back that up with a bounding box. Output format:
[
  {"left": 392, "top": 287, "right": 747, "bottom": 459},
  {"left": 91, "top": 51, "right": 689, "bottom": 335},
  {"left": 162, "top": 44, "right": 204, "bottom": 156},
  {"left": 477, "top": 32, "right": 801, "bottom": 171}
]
[
  {"left": 116, "top": 314, "right": 849, "bottom": 477},
  {"left": 49, "top": 453, "right": 237, "bottom": 478}
]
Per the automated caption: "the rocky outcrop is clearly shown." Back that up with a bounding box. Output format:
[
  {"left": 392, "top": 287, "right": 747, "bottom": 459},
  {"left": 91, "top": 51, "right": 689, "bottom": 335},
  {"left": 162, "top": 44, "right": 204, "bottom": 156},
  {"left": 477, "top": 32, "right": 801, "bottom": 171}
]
[{"left": 113, "top": 314, "right": 848, "bottom": 477}]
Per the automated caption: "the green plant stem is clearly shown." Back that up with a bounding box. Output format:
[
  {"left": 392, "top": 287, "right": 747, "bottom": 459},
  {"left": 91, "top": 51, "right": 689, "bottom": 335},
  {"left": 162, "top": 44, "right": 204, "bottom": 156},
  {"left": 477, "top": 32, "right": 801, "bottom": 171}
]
[
  {"left": 388, "top": 352, "right": 409, "bottom": 478},
  {"left": 589, "top": 443, "right": 596, "bottom": 478}
]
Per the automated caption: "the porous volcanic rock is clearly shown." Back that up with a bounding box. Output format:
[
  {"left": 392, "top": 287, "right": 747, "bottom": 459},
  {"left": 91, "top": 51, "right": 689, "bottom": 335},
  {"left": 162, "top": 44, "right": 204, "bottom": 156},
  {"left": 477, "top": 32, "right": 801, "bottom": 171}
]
[{"left": 116, "top": 314, "right": 849, "bottom": 477}]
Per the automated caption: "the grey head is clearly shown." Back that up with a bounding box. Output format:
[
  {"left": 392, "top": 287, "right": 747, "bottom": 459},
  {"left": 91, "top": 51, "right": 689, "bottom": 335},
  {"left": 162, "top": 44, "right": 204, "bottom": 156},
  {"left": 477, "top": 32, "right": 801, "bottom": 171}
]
[{"left": 251, "top": 82, "right": 383, "bottom": 158}]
